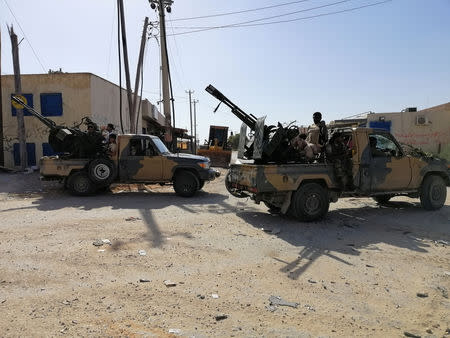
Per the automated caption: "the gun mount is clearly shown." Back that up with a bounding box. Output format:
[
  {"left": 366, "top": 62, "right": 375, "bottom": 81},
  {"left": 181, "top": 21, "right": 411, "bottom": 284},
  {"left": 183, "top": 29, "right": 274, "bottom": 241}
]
[
  {"left": 11, "top": 95, "right": 106, "bottom": 158},
  {"left": 205, "top": 85, "right": 299, "bottom": 163}
]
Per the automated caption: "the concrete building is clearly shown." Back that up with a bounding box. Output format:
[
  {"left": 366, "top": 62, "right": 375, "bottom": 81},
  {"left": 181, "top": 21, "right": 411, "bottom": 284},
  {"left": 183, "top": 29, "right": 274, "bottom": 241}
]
[
  {"left": 0, "top": 72, "right": 165, "bottom": 168},
  {"left": 366, "top": 103, "right": 450, "bottom": 160}
]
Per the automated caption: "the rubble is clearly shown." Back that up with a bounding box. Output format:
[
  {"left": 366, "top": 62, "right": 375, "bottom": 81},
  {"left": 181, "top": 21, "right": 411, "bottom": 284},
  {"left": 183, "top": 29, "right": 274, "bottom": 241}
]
[{"left": 268, "top": 295, "right": 299, "bottom": 308}]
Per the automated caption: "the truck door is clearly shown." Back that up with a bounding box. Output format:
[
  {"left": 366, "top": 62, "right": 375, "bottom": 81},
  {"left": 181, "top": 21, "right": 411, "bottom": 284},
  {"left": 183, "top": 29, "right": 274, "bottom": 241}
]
[
  {"left": 368, "top": 133, "right": 412, "bottom": 192},
  {"left": 122, "top": 136, "right": 163, "bottom": 182}
]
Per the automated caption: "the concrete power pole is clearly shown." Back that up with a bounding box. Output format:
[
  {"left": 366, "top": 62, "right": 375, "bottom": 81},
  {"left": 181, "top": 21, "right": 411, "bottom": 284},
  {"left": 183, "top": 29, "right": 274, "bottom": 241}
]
[
  {"left": 193, "top": 99, "right": 198, "bottom": 154},
  {"left": 0, "top": 27, "right": 4, "bottom": 167},
  {"left": 8, "top": 25, "right": 27, "bottom": 170},
  {"left": 117, "top": 0, "right": 134, "bottom": 131},
  {"left": 186, "top": 90, "right": 194, "bottom": 153},
  {"left": 132, "top": 17, "right": 150, "bottom": 134},
  {"left": 150, "top": 0, "right": 173, "bottom": 146}
]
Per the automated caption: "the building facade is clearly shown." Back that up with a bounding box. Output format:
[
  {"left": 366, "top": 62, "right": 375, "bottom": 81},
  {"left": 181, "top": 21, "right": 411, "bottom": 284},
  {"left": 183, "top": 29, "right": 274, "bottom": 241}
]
[
  {"left": 366, "top": 103, "right": 450, "bottom": 160},
  {"left": 0, "top": 72, "right": 165, "bottom": 168}
]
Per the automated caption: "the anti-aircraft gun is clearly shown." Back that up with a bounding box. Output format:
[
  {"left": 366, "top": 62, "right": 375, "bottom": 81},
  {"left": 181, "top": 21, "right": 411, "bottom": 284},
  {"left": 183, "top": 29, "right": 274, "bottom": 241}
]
[
  {"left": 11, "top": 95, "right": 106, "bottom": 158},
  {"left": 205, "top": 85, "right": 299, "bottom": 164}
]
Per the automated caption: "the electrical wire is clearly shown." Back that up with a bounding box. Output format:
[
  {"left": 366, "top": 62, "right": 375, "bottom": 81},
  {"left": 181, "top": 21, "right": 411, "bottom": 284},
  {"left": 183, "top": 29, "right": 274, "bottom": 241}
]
[
  {"left": 117, "top": 0, "right": 124, "bottom": 133},
  {"left": 168, "top": 13, "right": 188, "bottom": 89},
  {"left": 171, "top": 0, "right": 353, "bottom": 30},
  {"left": 169, "top": 0, "right": 317, "bottom": 22},
  {"left": 168, "top": 0, "right": 392, "bottom": 36},
  {"left": 3, "top": 0, "right": 46, "bottom": 72}
]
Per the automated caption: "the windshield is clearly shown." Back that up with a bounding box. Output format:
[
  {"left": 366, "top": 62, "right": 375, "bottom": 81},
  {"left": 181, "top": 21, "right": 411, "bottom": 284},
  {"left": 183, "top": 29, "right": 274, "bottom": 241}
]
[{"left": 152, "top": 137, "right": 170, "bottom": 154}]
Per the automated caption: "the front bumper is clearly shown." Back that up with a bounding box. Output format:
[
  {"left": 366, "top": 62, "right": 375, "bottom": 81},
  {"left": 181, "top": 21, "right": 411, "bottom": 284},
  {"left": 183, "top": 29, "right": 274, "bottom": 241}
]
[{"left": 199, "top": 168, "right": 220, "bottom": 181}]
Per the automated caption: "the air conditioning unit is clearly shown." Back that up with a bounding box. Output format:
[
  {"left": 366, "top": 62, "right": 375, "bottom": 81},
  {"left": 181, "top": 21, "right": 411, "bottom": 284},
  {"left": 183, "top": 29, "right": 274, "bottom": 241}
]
[{"left": 415, "top": 115, "right": 430, "bottom": 126}]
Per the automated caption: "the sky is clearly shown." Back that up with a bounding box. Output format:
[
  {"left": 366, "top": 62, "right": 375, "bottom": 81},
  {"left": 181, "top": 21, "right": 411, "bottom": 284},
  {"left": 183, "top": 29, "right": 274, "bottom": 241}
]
[{"left": 1, "top": 0, "right": 449, "bottom": 141}]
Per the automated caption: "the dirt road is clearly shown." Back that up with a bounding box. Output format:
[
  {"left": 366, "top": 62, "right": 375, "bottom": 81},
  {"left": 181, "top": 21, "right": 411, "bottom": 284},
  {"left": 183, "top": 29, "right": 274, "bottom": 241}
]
[{"left": 0, "top": 170, "right": 449, "bottom": 337}]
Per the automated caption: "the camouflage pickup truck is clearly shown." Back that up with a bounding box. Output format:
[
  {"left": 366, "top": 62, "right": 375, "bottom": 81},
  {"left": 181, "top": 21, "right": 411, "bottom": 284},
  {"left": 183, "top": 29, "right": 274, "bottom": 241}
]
[
  {"left": 226, "top": 128, "right": 449, "bottom": 221},
  {"left": 41, "top": 134, "right": 219, "bottom": 196}
]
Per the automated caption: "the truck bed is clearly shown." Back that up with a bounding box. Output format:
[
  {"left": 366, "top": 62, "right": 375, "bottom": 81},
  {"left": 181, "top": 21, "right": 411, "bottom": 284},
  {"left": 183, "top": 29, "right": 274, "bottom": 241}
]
[{"left": 228, "top": 162, "right": 337, "bottom": 193}]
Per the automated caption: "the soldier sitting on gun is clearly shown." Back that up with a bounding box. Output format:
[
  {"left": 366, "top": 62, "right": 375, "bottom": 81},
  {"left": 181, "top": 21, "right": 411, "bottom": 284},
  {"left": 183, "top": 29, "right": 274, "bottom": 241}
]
[{"left": 291, "top": 132, "right": 314, "bottom": 160}]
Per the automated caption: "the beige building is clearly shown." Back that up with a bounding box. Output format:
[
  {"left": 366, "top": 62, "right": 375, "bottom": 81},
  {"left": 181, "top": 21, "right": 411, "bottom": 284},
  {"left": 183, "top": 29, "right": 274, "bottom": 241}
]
[
  {"left": 0, "top": 72, "right": 165, "bottom": 168},
  {"left": 366, "top": 103, "right": 450, "bottom": 160}
]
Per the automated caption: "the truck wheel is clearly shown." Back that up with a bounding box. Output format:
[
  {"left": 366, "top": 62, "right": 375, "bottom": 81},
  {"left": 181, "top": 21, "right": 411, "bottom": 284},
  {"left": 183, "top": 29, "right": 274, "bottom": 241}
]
[
  {"left": 174, "top": 171, "right": 199, "bottom": 197},
  {"left": 225, "top": 171, "right": 248, "bottom": 198},
  {"left": 264, "top": 201, "right": 281, "bottom": 214},
  {"left": 67, "top": 171, "right": 96, "bottom": 196},
  {"left": 88, "top": 158, "right": 116, "bottom": 186},
  {"left": 373, "top": 195, "right": 392, "bottom": 205},
  {"left": 420, "top": 175, "right": 446, "bottom": 210},
  {"left": 291, "top": 183, "right": 329, "bottom": 222},
  {"left": 198, "top": 180, "right": 205, "bottom": 190}
]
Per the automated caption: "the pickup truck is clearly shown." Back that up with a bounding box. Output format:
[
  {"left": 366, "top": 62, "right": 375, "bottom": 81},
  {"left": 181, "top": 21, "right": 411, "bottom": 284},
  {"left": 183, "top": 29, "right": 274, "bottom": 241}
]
[
  {"left": 40, "top": 134, "right": 219, "bottom": 196},
  {"left": 225, "top": 128, "right": 449, "bottom": 221}
]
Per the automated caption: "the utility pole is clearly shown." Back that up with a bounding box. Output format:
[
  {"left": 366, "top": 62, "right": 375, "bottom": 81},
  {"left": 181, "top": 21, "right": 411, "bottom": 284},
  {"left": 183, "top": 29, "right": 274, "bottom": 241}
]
[
  {"left": 132, "top": 17, "right": 149, "bottom": 134},
  {"left": 117, "top": 0, "right": 134, "bottom": 130},
  {"left": 186, "top": 89, "right": 194, "bottom": 153},
  {"left": 0, "top": 27, "right": 4, "bottom": 167},
  {"left": 150, "top": 0, "right": 173, "bottom": 146},
  {"left": 8, "top": 25, "right": 27, "bottom": 170},
  {"left": 193, "top": 99, "right": 198, "bottom": 154}
]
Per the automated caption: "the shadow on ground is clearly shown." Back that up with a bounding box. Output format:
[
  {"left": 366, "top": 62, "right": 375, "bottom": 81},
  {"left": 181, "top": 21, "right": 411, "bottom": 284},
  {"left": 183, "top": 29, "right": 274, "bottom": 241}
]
[{"left": 1, "top": 172, "right": 449, "bottom": 279}]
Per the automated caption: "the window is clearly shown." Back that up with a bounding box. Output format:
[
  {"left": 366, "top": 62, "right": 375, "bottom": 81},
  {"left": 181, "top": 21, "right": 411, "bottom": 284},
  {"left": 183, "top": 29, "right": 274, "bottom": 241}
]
[
  {"left": 11, "top": 93, "right": 34, "bottom": 116},
  {"left": 40, "top": 93, "right": 63, "bottom": 116},
  {"left": 129, "top": 138, "right": 160, "bottom": 156},
  {"left": 369, "top": 133, "right": 402, "bottom": 157},
  {"left": 13, "top": 143, "right": 36, "bottom": 166}
]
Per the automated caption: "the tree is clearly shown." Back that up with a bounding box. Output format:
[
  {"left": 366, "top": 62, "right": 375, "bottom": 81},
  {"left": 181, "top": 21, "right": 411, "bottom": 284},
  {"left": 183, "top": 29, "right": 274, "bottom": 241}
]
[{"left": 228, "top": 134, "right": 240, "bottom": 150}]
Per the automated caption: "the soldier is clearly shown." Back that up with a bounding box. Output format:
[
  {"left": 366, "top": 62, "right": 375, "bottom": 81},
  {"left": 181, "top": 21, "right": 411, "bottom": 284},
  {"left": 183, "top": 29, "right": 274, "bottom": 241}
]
[
  {"left": 107, "top": 134, "right": 117, "bottom": 158},
  {"left": 102, "top": 123, "right": 115, "bottom": 141},
  {"left": 306, "top": 112, "right": 328, "bottom": 158},
  {"left": 327, "top": 132, "right": 353, "bottom": 188},
  {"left": 369, "top": 136, "right": 386, "bottom": 157}
]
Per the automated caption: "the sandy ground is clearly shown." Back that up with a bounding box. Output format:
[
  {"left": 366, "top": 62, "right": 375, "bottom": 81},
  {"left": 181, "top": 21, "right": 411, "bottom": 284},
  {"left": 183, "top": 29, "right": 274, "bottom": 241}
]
[{"left": 0, "top": 170, "right": 449, "bottom": 337}]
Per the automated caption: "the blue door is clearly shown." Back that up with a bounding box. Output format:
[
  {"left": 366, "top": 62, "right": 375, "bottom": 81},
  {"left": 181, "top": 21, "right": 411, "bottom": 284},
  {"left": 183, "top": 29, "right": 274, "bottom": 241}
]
[{"left": 13, "top": 143, "right": 36, "bottom": 166}]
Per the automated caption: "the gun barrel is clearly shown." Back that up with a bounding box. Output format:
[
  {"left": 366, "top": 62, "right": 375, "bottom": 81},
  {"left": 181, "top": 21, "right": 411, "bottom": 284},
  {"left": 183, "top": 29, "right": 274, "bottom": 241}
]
[
  {"left": 205, "top": 84, "right": 257, "bottom": 130},
  {"left": 11, "top": 95, "right": 56, "bottom": 129}
]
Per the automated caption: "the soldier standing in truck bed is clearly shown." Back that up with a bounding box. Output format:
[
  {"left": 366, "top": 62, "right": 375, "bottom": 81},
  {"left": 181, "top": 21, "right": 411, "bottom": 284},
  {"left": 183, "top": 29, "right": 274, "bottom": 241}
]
[{"left": 306, "top": 112, "right": 328, "bottom": 158}]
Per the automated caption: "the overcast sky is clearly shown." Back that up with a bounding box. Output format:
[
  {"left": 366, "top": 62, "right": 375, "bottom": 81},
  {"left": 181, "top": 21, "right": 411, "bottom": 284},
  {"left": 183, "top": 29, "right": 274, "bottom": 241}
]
[{"left": 1, "top": 0, "right": 449, "bottom": 140}]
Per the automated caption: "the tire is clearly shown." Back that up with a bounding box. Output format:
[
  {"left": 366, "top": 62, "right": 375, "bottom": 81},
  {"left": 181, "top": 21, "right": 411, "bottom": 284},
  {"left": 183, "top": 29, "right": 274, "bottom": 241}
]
[
  {"left": 225, "top": 171, "right": 248, "bottom": 198},
  {"left": 174, "top": 171, "right": 199, "bottom": 197},
  {"left": 88, "top": 158, "right": 116, "bottom": 186},
  {"left": 198, "top": 180, "right": 205, "bottom": 190},
  {"left": 420, "top": 175, "right": 446, "bottom": 211},
  {"left": 67, "top": 171, "right": 96, "bottom": 196},
  {"left": 373, "top": 195, "right": 392, "bottom": 205},
  {"left": 264, "top": 201, "right": 281, "bottom": 214},
  {"left": 291, "top": 182, "right": 329, "bottom": 222}
]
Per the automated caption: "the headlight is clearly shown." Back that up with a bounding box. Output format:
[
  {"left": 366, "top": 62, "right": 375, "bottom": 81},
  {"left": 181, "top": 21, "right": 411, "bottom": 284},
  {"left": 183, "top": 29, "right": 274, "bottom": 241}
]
[{"left": 198, "top": 161, "right": 210, "bottom": 169}]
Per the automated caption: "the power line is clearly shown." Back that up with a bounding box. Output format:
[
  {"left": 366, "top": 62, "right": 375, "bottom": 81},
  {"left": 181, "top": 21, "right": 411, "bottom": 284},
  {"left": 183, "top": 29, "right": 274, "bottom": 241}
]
[
  {"left": 168, "top": 0, "right": 392, "bottom": 37},
  {"left": 174, "top": 0, "right": 353, "bottom": 29},
  {"left": 171, "top": 0, "right": 353, "bottom": 29},
  {"left": 3, "top": 0, "right": 46, "bottom": 72},
  {"left": 168, "top": 13, "right": 188, "bottom": 89},
  {"left": 169, "top": 0, "right": 317, "bottom": 22}
]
